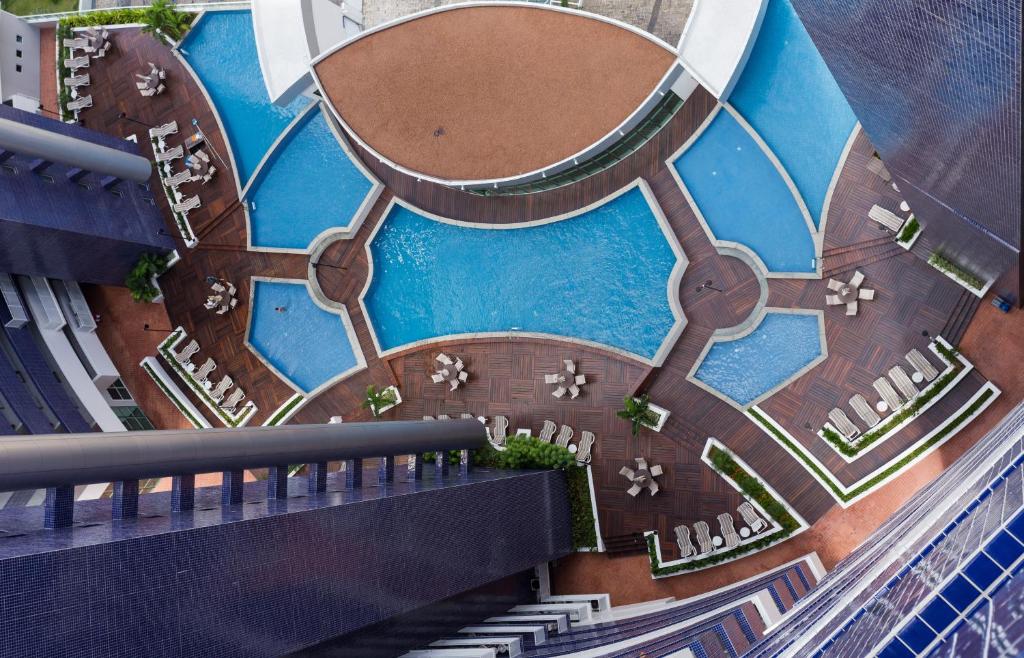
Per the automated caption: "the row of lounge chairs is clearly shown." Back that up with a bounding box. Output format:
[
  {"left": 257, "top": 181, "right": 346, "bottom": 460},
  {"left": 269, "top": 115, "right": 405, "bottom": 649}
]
[
  {"left": 487, "top": 415, "right": 594, "bottom": 464},
  {"left": 828, "top": 348, "right": 941, "bottom": 440},
  {"left": 674, "top": 502, "right": 768, "bottom": 559},
  {"left": 170, "top": 335, "right": 248, "bottom": 411},
  {"left": 62, "top": 29, "right": 112, "bottom": 122},
  {"left": 149, "top": 124, "right": 206, "bottom": 217}
]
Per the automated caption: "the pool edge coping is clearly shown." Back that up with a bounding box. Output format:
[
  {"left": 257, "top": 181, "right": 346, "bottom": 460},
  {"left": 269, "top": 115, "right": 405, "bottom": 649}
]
[
  {"left": 243, "top": 275, "right": 368, "bottom": 399},
  {"left": 355, "top": 179, "right": 688, "bottom": 367},
  {"left": 685, "top": 307, "right": 828, "bottom": 412}
]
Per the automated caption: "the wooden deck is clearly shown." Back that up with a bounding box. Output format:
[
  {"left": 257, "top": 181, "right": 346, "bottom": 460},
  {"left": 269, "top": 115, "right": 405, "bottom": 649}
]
[{"left": 73, "top": 28, "right": 986, "bottom": 563}]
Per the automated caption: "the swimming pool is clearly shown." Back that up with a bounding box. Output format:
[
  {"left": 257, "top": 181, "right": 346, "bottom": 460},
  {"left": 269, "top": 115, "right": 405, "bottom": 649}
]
[
  {"left": 247, "top": 279, "right": 364, "bottom": 394},
  {"left": 360, "top": 184, "right": 685, "bottom": 362},
  {"left": 246, "top": 105, "right": 379, "bottom": 251},
  {"left": 690, "top": 311, "right": 825, "bottom": 408},
  {"left": 672, "top": 109, "right": 816, "bottom": 274},
  {"left": 728, "top": 0, "right": 857, "bottom": 226},
  {"left": 179, "top": 10, "right": 309, "bottom": 187}
]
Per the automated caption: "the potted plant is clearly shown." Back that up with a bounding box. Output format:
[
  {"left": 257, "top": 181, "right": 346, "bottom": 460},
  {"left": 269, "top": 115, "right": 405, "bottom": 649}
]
[
  {"left": 125, "top": 252, "right": 169, "bottom": 303},
  {"left": 141, "top": 0, "right": 190, "bottom": 41},
  {"left": 618, "top": 393, "right": 670, "bottom": 434},
  {"left": 362, "top": 384, "right": 402, "bottom": 418}
]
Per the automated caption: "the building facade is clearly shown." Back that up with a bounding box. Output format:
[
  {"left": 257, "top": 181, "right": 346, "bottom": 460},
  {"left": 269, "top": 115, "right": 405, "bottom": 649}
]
[
  {"left": 0, "top": 11, "right": 39, "bottom": 112},
  {"left": 789, "top": 0, "right": 1022, "bottom": 300}
]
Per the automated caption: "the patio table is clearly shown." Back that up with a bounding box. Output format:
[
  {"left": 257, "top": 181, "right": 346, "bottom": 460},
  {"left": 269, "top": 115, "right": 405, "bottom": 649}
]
[{"left": 836, "top": 284, "right": 858, "bottom": 303}]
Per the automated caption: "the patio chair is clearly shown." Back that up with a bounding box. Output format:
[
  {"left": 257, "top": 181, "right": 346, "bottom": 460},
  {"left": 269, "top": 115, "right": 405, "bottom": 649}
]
[
  {"left": 193, "top": 358, "right": 216, "bottom": 385},
  {"left": 718, "top": 513, "right": 741, "bottom": 548},
  {"left": 449, "top": 379, "right": 459, "bottom": 391},
  {"left": 569, "top": 384, "right": 581, "bottom": 399},
  {"left": 868, "top": 204, "right": 904, "bottom": 231},
  {"left": 539, "top": 420, "right": 557, "bottom": 442},
  {"left": 136, "top": 81, "right": 150, "bottom": 91},
  {"left": 555, "top": 425, "right": 573, "bottom": 448},
  {"left": 694, "top": 521, "right": 714, "bottom": 554},
  {"left": 850, "top": 394, "right": 881, "bottom": 427},
  {"left": 172, "top": 195, "right": 201, "bottom": 214},
  {"left": 627, "top": 484, "right": 642, "bottom": 497},
  {"left": 574, "top": 374, "right": 586, "bottom": 385},
  {"left": 436, "top": 353, "right": 453, "bottom": 366},
  {"left": 63, "top": 37, "right": 89, "bottom": 49},
  {"left": 222, "top": 388, "right": 245, "bottom": 411},
  {"left": 648, "top": 480, "right": 660, "bottom": 496},
  {"left": 430, "top": 373, "right": 444, "bottom": 384},
  {"left": 563, "top": 359, "right": 575, "bottom": 373},
  {"left": 66, "top": 95, "right": 92, "bottom": 112},
  {"left": 738, "top": 502, "right": 768, "bottom": 533},
  {"left": 92, "top": 42, "right": 112, "bottom": 58},
  {"left": 201, "top": 165, "right": 218, "bottom": 184},
  {"left": 827, "top": 279, "right": 844, "bottom": 291},
  {"left": 544, "top": 373, "right": 559, "bottom": 384},
  {"left": 828, "top": 408, "right": 861, "bottom": 440},
  {"left": 492, "top": 415, "right": 509, "bottom": 445},
  {"left": 619, "top": 466, "right": 635, "bottom": 480},
  {"left": 873, "top": 377, "right": 904, "bottom": 410},
  {"left": 826, "top": 294, "right": 842, "bottom": 306},
  {"left": 156, "top": 145, "right": 184, "bottom": 163},
  {"left": 458, "top": 370, "right": 468, "bottom": 383},
  {"left": 154, "top": 83, "right": 166, "bottom": 95},
  {"left": 906, "top": 348, "right": 939, "bottom": 381},
  {"left": 209, "top": 376, "right": 233, "bottom": 402},
  {"left": 850, "top": 270, "right": 865, "bottom": 288},
  {"left": 140, "top": 87, "right": 158, "bottom": 98},
  {"left": 576, "top": 431, "right": 595, "bottom": 464},
  {"left": 889, "top": 366, "right": 919, "bottom": 401},
  {"left": 858, "top": 288, "right": 875, "bottom": 301},
  {"left": 845, "top": 301, "right": 858, "bottom": 316},
  {"left": 675, "top": 525, "right": 695, "bottom": 558},
  {"left": 552, "top": 386, "right": 566, "bottom": 399}
]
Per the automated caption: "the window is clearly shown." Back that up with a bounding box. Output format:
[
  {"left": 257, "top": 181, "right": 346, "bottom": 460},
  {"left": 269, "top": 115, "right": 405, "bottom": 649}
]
[
  {"left": 15, "top": 65, "right": 21, "bottom": 73},
  {"left": 16, "top": 35, "right": 22, "bottom": 42},
  {"left": 16, "top": 50, "right": 22, "bottom": 58},
  {"left": 114, "top": 406, "right": 155, "bottom": 431},
  {"left": 107, "top": 378, "right": 133, "bottom": 401}
]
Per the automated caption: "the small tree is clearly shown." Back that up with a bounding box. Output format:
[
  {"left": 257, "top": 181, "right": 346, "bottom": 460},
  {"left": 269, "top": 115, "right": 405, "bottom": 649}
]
[
  {"left": 617, "top": 393, "right": 659, "bottom": 437},
  {"left": 125, "top": 252, "right": 169, "bottom": 303},
  {"left": 362, "top": 384, "right": 396, "bottom": 418},
  {"left": 141, "top": 0, "right": 187, "bottom": 41}
]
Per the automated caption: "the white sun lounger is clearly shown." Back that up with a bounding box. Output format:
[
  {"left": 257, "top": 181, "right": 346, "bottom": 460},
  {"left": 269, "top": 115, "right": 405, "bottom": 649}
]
[
  {"left": 422, "top": 415, "right": 434, "bottom": 421},
  {"left": 866, "top": 156, "right": 892, "bottom": 182},
  {"left": 193, "top": 358, "right": 216, "bottom": 384},
  {"left": 222, "top": 388, "right": 245, "bottom": 410},
  {"left": 172, "top": 195, "right": 201, "bottom": 214},
  {"left": 868, "top": 204, "right": 905, "bottom": 232},
  {"left": 675, "top": 525, "right": 695, "bottom": 558},
  {"left": 209, "top": 376, "right": 233, "bottom": 402},
  {"left": 694, "top": 521, "right": 713, "bottom": 554},
  {"left": 829, "top": 408, "right": 861, "bottom": 440},
  {"left": 538, "top": 420, "right": 557, "bottom": 443},
  {"left": 907, "top": 349, "right": 939, "bottom": 381},
  {"left": 174, "top": 339, "right": 199, "bottom": 365},
  {"left": 850, "top": 394, "right": 881, "bottom": 427},
  {"left": 156, "top": 145, "right": 184, "bottom": 163},
  {"left": 718, "top": 513, "right": 741, "bottom": 548},
  {"left": 492, "top": 415, "right": 508, "bottom": 445},
  {"left": 873, "top": 377, "right": 904, "bottom": 410},
  {"left": 64, "top": 56, "right": 89, "bottom": 70},
  {"left": 149, "top": 121, "right": 178, "bottom": 139},
  {"left": 64, "top": 74, "right": 89, "bottom": 88},
  {"left": 889, "top": 366, "right": 919, "bottom": 401},
  {"left": 66, "top": 95, "right": 92, "bottom": 112},
  {"left": 64, "top": 37, "right": 89, "bottom": 49},
  {"left": 554, "top": 425, "right": 573, "bottom": 448},
  {"left": 165, "top": 169, "right": 192, "bottom": 189},
  {"left": 738, "top": 502, "right": 768, "bottom": 533},
  {"left": 576, "top": 431, "right": 595, "bottom": 464}
]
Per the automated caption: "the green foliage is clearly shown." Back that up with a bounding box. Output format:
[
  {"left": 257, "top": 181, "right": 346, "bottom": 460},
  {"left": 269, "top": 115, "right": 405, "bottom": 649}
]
[
  {"left": 125, "top": 252, "right": 168, "bottom": 302},
  {"left": 266, "top": 395, "right": 304, "bottom": 426},
  {"left": 928, "top": 252, "right": 985, "bottom": 290},
  {"left": 566, "top": 467, "right": 597, "bottom": 549},
  {"left": 362, "top": 385, "right": 397, "bottom": 417},
  {"left": 1, "top": 0, "right": 76, "bottom": 17},
  {"left": 142, "top": 362, "right": 204, "bottom": 428},
  {"left": 617, "top": 394, "right": 659, "bottom": 437},
  {"left": 59, "top": 5, "right": 192, "bottom": 39},
  {"left": 140, "top": 0, "right": 191, "bottom": 41},
  {"left": 896, "top": 216, "right": 920, "bottom": 244}
]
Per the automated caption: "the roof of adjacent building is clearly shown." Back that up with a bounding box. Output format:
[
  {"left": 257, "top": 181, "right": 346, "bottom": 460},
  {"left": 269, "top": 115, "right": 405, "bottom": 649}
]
[{"left": 313, "top": 5, "right": 677, "bottom": 182}]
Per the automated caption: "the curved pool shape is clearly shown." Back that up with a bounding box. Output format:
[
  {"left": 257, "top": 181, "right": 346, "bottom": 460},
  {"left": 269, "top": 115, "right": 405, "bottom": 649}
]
[
  {"left": 179, "top": 10, "right": 308, "bottom": 187},
  {"left": 361, "top": 186, "right": 684, "bottom": 361},
  {"left": 690, "top": 311, "right": 825, "bottom": 408},
  {"left": 247, "top": 280, "right": 363, "bottom": 394},
  {"left": 673, "top": 110, "right": 816, "bottom": 273},
  {"left": 247, "top": 106, "right": 378, "bottom": 251},
  {"left": 728, "top": 0, "right": 857, "bottom": 225}
]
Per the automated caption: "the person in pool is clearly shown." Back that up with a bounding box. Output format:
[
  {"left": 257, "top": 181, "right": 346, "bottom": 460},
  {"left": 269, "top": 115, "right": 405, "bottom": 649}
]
[{"left": 275, "top": 306, "right": 286, "bottom": 313}]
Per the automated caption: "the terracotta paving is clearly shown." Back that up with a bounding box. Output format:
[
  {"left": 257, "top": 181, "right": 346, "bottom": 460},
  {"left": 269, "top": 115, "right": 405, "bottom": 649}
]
[{"left": 59, "top": 25, "right": 1020, "bottom": 600}]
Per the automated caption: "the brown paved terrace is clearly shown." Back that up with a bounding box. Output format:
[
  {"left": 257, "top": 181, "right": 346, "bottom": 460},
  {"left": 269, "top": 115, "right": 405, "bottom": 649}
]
[
  {"left": 59, "top": 26, "right": 1010, "bottom": 596},
  {"left": 313, "top": 4, "right": 677, "bottom": 181}
]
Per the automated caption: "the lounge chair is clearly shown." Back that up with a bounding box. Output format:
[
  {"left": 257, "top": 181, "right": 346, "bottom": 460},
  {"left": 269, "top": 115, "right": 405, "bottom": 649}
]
[
  {"left": 174, "top": 339, "right": 199, "bottom": 365},
  {"left": 544, "top": 373, "right": 559, "bottom": 384},
  {"left": 849, "top": 271, "right": 865, "bottom": 288},
  {"left": 738, "top": 502, "right": 768, "bottom": 533},
  {"left": 828, "top": 408, "right": 861, "bottom": 440},
  {"left": 156, "top": 145, "right": 184, "bottom": 163},
  {"left": 576, "top": 431, "right": 595, "bottom": 464},
  {"left": 149, "top": 121, "right": 178, "bottom": 139},
  {"left": 63, "top": 37, "right": 89, "bottom": 49},
  {"left": 64, "top": 74, "right": 89, "bottom": 88},
  {"left": 858, "top": 288, "right": 875, "bottom": 301},
  {"left": 430, "top": 373, "right": 444, "bottom": 384},
  {"left": 574, "top": 374, "right": 586, "bottom": 385},
  {"left": 165, "top": 169, "right": 192, "bottom": 189},
  {"left": 552, "top": 386, "right": 566, "bottom": 399},
  {"left": 422, "top": 415, "right": 434, "bottom": 421},
  {"left": 718, "top": 513, "right": 741, "bottom": 548},
  {"left": 694, "top": 521, "right": 714, "bottom": 553},
  {"left": 569, "top": 384, "right": 581, "bottom": 399},
  {"left": 555, "top": 425, "right": 573, "bottom": 448},
  {"left": 873, "top": 377, "right": 904, "bottom": 410},
  {"left": 889, "top": 366, "right": 919, "bottom": 401},
  {"left": 64, "top": 56, "right": 89, "bottom": 70},
  {"left": 538, "top": 420, "right": 557, "bottom": 442},
  {"left": 66, "top": 95, "right": 92, "bottom": 112},
  {"left": 459, "top": 413, "right": 474, "bottom": 420},
  {"left": 826, "top": 294, "right": 843, "bottom": 306},
  {"left": 437, "top": 414, "right": 450, "bottom": 421},
  {"left": 850, "top": 394, "right": 881, "bottom": 427},
  {"left": 906, "top": 348, "right": 939, "bottom": 381},
  {"left": 868, "top": 204, "right": 905, "bottom": 232},
  {"left": 492, "top": 415, "right": 508, "bottom": 446},
  {"left": 436, "top": 353, "right": 453, "bottom": 366},
  {"left": 674, "top": 525, "right": 695, "bottom": 558},
  {"left": 193, "top": 358, "right": 216, "bottom": 385},
  {"left": 222, "top": 388, "right": 245, "bottom": 411},
  {"left": 172, "top": 195, "right": 201, "bottom": 214},
  {"left": 845, "top": 301, "right": 858, "bottom": 316},
  {"left": 209, "top": 376, "right": 233, "bottom": 402},
  {"left": 827, "top": 279, "right": 844, "bottom": 291}
]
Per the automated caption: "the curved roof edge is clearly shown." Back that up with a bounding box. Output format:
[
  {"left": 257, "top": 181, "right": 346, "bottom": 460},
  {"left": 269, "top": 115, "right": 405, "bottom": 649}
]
[{"left": 676, "top": 0, "right": 767, "bottom": 100}]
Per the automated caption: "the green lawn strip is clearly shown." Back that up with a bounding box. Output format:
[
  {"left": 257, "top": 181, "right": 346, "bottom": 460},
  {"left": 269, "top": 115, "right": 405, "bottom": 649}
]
[
  {"left": 749, "top": 408, "right": 846, "bottom": 499},
  {"left": 647, "top": 445, "right": 798, "bottom": 576},
  {"left": 266, "top": 395, "right": 305, "bottom": 426},
  {"left": 141, "top": 362, "right": 205, "bottom": 429},
  {"left": 156, "top": 331, "right": 253, "bottom": 427},
  {"left": 2, "top": 0, "right": 76, "bottom": 17}
]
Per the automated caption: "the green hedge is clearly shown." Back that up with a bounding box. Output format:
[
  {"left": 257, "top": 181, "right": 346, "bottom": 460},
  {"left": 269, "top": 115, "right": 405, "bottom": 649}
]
[
  {"left": 929, "top": 253, "right": 985, "bottom": 290},
  {"left": 141, "top": 362, "right": 205, "bottom": 428},
  {"left": 896, "top": 216, "right": 920, "bottom": 244},
  {"left": 266, "top": 395, "right": 304, "bottom": 426},
  {"left": 647, "top": 446, "right": 798, "bottom": 576}
]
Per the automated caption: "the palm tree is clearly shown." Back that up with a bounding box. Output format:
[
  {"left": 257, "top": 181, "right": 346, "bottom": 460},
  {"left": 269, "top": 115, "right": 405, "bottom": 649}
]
[
  {"left": 141, "top": 0, "right": 185, "bottom": 41},
  {"left": 362, "top": 385, "right": 396, "bottom": 419},
  {"left": 617, "top": 394, "right": 658, "bottom": 437}
]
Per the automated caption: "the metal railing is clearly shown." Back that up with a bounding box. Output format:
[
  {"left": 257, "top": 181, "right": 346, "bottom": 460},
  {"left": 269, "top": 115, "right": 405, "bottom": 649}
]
[{"left": 0, "top": 418, "right": 487, "bottom": 528}]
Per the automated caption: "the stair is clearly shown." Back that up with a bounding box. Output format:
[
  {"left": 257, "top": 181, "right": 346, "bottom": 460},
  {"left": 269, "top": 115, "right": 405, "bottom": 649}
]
[
  {"left": 602, "top": 533, "right": 649, "bottom": 556},
  {"left": 939, "top": 288, "right": 983, "bottom": 346},
  {"left": 821, "top": 239, "right": 904, "bottom": 279}
]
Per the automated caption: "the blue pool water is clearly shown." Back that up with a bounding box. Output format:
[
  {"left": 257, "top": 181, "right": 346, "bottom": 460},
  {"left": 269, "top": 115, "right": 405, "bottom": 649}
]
[
  {"left": 248, "top": 280, "right": 361, "bottom": 393},
  {"left": 692, "top": 312, "right": 823, "bottom": 407},
  {"left": 363, "top": 187, "right": 680, "bottom": 359},
  {"left": 179, "top": 11, "right": 308, "bottom": 186},
  {"left": 247, "top": 108, "right": 377, "bottom": 250},
  {"left": 673, "top": 111, "right": 816, "bottom": 273},
  {"left": 728, "top": 0, "right": 857, "bottom": 225}
]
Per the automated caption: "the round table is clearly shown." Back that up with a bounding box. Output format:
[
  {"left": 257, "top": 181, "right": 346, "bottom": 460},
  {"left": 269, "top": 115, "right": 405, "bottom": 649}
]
[
  {"left": 836, "top": 284, "right": 858, "bottom": 303},
  {"left": 739, "top": 527, "right": 751, "bottom": 538},
  {"left": 188, "top": 157, "right": 210, "bottom": 177},
  {"left": 557, "top": 369, "right": 575, "bottom": 385},
  {"left": 568, "top": 444, "right": 578, "bottom": 454},
  {"left": 876, "top": 400, "right": 889, "bottom": 413},
  {"left": 899, "top": 201, "right": 911, "bottom": 212},
  {"left": 712, "top": 536, "right": 723, "bottom": 547},
  {"left": 911, "top": 372, "right": 925, "bottom": 384},
  {"left": 632, "top": 469, "right": 652, "bottom": 487}
]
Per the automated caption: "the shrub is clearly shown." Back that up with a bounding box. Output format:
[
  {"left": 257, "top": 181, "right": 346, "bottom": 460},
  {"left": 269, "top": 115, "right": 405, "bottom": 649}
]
[
  {"left": 897, "top": 216, "right": 920, "bottom": 243},
  {"left": 928, "top": 253, "right": 985, "bottom": 290},
  {"left": 617, "top": 394, "right": 660, "bottom": 437},
  {"left": 362, "top": 384, "right": 396, "bottom": 417},
  {"left": 125, "top": 252, "right": 168, "bottom": 302}
]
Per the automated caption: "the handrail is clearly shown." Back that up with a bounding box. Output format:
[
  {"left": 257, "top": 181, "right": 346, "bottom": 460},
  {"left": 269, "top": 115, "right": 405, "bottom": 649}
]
[{"left": 0, "top": 419, "right": 486, "bottom": 491}]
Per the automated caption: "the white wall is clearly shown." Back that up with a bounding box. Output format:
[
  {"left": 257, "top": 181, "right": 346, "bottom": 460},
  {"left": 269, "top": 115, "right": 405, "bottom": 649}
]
[{"left": 0, "top": 11, "right": 40, "bottom": 109}]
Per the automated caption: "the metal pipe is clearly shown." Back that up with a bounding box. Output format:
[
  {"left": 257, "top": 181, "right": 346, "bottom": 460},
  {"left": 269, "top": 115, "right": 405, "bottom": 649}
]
[
  {"left": 0, "top": 117, "right": 152, "bottom": 183},
  {"left": 0, "top": 420, "right": 486, "bottom": 491}
]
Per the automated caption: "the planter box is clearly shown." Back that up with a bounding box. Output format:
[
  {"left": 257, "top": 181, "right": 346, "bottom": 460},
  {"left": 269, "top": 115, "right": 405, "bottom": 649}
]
[
  {"left": 641, "top": 400, "right": 670, "bottom": 432},
  {"left": 373, "top": 385, "right": 402, "bottom": 416}
]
